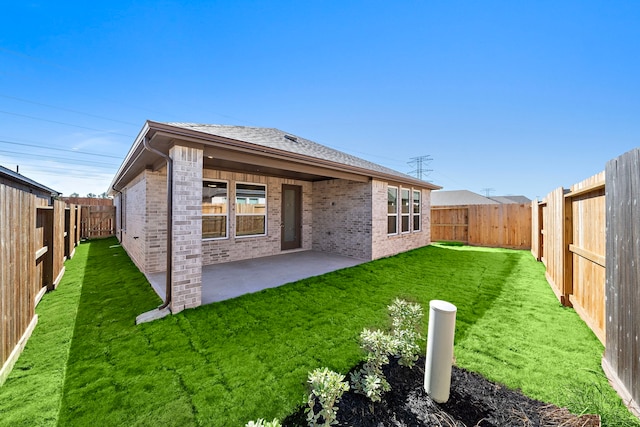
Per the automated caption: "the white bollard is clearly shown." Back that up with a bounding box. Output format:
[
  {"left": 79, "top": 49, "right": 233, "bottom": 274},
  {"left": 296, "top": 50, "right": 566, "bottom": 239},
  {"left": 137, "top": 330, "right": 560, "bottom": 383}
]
[{"left": 424, "top": 299, "right": 457, "bottom": 403}]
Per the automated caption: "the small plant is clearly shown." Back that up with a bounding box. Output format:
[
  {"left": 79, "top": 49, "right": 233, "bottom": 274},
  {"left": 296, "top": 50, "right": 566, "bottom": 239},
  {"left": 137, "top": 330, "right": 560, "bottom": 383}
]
[
  {"left": 306, "top": 367, "right": 350, "bottom": 427},
  {"left": 245, "top": 418, "right": 281, "bottom": 427},
  {"left": 350, "top": 329, "right": 397, "bottom": 402},
  {"left": 388, "top": 298, "right": 424, "bottom": 368}
]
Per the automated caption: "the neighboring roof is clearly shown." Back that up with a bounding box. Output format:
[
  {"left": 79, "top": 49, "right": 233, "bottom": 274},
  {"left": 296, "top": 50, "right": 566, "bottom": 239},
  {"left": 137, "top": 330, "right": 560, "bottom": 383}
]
[
  {"left": 431, "top": 190, "right": 531, "bottom": 206},
  {"left": 489, "top": 195, "right": 531, "bottom": 204},
  {"left": 110, "top": 121, "right": 441, "bottom": 192},
  {"left": 431, "top": 190, "right": 500, "bottom": 206},
  {"left": 0, "top": 164, "right": 60, "bottom": 196}
]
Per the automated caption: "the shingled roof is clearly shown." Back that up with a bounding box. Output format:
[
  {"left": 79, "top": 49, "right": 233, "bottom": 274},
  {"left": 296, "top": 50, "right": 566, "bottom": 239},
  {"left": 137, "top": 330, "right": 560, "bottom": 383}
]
[{"left": 166, "top": 122, "right": 422, "bottom": 183}]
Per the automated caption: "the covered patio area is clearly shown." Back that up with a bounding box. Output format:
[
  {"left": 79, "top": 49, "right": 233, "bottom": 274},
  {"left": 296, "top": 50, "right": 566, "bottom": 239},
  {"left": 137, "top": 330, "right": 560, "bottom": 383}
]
[{"left": 146, "top": 250, "right": 366, "bottom": 305}]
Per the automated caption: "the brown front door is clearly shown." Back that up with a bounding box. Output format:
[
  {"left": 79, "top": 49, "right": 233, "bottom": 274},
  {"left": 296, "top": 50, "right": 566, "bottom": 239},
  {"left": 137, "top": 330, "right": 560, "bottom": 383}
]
[{"left": 281, "top": 184, "right": 302, "bottom": 250}]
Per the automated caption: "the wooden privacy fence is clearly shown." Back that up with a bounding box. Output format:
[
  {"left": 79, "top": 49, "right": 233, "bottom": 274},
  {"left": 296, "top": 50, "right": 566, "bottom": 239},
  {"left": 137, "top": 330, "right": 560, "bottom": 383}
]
[
  {"left": 532, "top": 149, "right": 640, "bottom": 416},
  {"left": 531, "top": 172, "right": 606, "bottom": 344},
  {"left": 0, "top": 188, "right": 80, "bottom": 385},
  {"left": 431, "top": 203, "right": 532, "bottom": 249},
  {"left": 603, "top": 148, "right": 640, "bottom": 416},
  {"left": 80, "top": 205, "right": 115, "bottom": 239}
]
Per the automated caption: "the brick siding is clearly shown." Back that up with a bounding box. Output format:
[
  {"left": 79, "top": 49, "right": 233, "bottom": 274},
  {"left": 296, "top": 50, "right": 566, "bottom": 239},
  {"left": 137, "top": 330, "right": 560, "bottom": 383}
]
[
  {"left": 371, "top": 180, "right": 432, "bottom": 259},
  {"left": 170, "top": 145, "right": 203, "bottom": 313},
  {"left": 201, "top": 170, "right": 313, "bottom": 265},
  {"left": 312, "top": 179, "right": 373, "bottom": 259}
]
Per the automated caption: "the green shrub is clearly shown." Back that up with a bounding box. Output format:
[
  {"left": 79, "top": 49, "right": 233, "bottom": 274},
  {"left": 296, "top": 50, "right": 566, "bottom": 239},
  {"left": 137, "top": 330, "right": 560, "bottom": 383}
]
[
  {"left": 306, "top": 367, "right": 350, "bottom": 427},
  {"left": 350, "top": 329, "right": 396, "bottom": 402},
  {"left": 388, "top": 298, "right": 423, "bottom": 368}
]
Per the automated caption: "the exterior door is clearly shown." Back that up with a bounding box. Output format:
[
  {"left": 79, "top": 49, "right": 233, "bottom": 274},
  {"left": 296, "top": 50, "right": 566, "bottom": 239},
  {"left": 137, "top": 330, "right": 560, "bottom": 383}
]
[{"left": 281, "top": 184, "right": 302, "bottom": 250}]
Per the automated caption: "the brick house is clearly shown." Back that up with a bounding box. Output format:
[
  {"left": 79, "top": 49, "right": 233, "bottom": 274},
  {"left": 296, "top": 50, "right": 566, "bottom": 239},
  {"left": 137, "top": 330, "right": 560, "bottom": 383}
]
[{"left": 109, "top": 121, "right": 441, "bottom": 314}]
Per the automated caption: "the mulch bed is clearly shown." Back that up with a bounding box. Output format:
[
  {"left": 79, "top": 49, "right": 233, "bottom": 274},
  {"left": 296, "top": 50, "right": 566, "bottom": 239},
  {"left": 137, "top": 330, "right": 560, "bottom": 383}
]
[{"left": 283, "top": 356, "right": 600, "bottom": 427}]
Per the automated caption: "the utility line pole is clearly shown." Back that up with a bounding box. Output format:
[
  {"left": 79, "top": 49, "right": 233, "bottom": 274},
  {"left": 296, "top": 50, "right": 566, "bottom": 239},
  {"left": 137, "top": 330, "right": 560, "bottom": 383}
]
[{"left": 408, "top": 155, "right": 433, "bottom": 181}]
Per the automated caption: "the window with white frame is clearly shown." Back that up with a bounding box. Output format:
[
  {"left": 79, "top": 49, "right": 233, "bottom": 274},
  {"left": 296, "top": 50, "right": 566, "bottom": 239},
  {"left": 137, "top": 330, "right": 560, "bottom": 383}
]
[
  {"left": 388, "top": 186, "right": 398, "bottom": 235},
  {"left": 413, "top": 190, "right": 421, "bottom": 232},
  {"left": 401, "top": 188, "right": 410, "bottom": 233},
  {"left": 236, "top": 183, "right": 266, "bottom": 237},
  {"left": 202, "top": 181, "right": 228, "bottom": 239}
]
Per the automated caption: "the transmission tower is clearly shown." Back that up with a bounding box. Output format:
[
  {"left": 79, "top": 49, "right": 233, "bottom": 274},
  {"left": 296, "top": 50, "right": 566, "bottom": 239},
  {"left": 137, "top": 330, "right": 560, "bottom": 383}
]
[
  {"left": 481, "top": 187, "right": 495, "bottom": 197},
  {"left": 408, "top": 155, "right": 433, "bottom": 181}
]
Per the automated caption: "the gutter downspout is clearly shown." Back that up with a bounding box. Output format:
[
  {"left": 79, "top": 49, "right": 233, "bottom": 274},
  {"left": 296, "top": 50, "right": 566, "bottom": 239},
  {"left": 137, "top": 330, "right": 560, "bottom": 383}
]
[
  {"left": 111, "top": 186, "right": 124, "bottom": 242},
  {"left": 143, "top": 136, "right": 173, "bottom": 311}
]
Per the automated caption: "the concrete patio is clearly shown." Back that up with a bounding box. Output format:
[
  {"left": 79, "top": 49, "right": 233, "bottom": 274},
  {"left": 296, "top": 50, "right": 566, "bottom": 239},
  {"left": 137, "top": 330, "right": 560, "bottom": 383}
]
[{"left": 146, "top": 250, "right": 367, "bottom": 305}]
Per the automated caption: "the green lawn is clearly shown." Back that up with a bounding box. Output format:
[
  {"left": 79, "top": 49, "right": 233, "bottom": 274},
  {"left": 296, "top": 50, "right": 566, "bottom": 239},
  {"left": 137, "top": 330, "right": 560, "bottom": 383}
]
[{"left": 0, "top": 238, "right": 637, "bottom": 426}]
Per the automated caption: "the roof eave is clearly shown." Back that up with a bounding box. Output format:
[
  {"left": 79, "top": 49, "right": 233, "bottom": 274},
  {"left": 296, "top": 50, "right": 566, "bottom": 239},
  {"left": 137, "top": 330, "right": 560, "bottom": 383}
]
[{"left": 109, "top": 121, "right": 442, "bottom": 192}]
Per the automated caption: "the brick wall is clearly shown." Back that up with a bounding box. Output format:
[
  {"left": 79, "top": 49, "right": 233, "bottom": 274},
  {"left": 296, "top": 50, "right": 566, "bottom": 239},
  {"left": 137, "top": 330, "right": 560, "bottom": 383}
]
[
  {"left": 201, "top": 170, "right": 313, "bottom": 265},
  {"left": 145, "top": 168, "right": 168, "bottom": 273},
  {"left": 120, "top": 171, "right": 147, "bottom": 271},
  {"left": 371, "top": 180, "right": 432, "bottom": 259},
  {"left": 170, "top": 145, "right": 203, "bottom": 312},
  {"left": 312, "top": 179, "right": 373, "bottom": 259}
]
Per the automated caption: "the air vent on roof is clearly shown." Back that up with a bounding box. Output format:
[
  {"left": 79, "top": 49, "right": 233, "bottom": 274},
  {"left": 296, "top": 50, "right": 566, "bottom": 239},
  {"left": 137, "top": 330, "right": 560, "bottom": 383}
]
[{"left": 284, "top": 134, "right": 298, "bottom": 143}]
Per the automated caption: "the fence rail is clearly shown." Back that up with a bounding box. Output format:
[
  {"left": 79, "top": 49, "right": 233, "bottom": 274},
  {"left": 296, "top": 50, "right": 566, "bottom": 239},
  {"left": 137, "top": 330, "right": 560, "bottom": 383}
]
[
  {"left": 532, "top": 172, "right": 606, "bottom": 344},
  {"left": 1, "top": 188, "right": 80, "bottom": 385},
  {"left": 532, "top": 153, "right": 639, "bottom": 417},
  {"left": 80, "top": 205, "right": 115, "bottom": 239},
  {"left": 431, "top": 203, "right": 532, "bottom": 249}
]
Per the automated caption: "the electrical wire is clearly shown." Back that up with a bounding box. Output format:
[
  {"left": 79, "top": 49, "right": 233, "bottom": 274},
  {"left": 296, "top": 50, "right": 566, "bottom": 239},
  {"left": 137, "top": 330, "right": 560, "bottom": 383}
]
[
  {"left": 0, "top": 110, "right": 135, "bottom": 138},
  {"left": 0, "top": 149, "right": 120, "bottom": 167},
  {"left": 0, "top": 94, "right": 140, "bottom": 126},
  {"left": 0, "top": 138, "right": 123, "bottom": 159}
]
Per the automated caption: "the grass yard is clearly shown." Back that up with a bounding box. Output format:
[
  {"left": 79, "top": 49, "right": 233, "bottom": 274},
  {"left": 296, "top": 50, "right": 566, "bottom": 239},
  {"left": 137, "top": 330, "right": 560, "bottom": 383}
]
[{"left": 0, "top": 238, "right": 638, "bottom": 426}]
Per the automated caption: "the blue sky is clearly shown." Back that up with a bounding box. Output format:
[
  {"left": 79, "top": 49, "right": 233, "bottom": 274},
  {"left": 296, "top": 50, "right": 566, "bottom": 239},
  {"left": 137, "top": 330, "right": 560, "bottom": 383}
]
[{"left": 1, "top": 1, "right": 638, "bottom": 198}]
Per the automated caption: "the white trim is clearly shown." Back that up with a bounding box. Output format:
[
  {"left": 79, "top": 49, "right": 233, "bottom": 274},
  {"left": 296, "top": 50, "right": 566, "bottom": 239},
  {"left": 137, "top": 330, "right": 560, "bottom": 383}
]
[
  {"left": 412, "top": 189, "right": 421, "bottom": 233},
  {"left": 400, "top": 187, "right": 411, "bottom": 234},
  {"left": 202, "top": 179, "right": 229, "bottom": 240},
  {"left": 387, "top": 185, "right": 399, "bottom": 235},
  {"left": 235, "top": 181, "right": 267, "bottom": 238}
]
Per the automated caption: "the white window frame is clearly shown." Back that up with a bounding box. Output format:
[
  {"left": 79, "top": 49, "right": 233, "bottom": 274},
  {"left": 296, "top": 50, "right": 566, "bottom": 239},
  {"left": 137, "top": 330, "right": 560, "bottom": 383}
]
[
  {"left": 235, "top": 182, "right": 267, "bottom": 238},
  {"left": 412, "top": 190, "right": 421, "bottom": 232},
  {"left": 401, "top": 187, "right": 411, "bottom": 234},
  {"left": 387, "top": 185, "right": 399, "bottom": 235},
  {"left": 202, "top": 180, "right": 229, "bottom": 240}
]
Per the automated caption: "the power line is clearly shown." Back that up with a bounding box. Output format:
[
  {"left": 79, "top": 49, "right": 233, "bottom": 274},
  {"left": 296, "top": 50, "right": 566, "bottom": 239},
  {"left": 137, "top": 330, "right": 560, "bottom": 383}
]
[
  {"left": 0, "top": 138, "right": 122, "bottom": 159},
  {"left": 0, "top": 94, "right": 139, "bottom": 126},
  {"left": 408, "top": 155, "right": 433, "bottom": 181},
  {"left": 0, "top": 110, "right": 135, "bottom": 138},
  {"left": 0, "top": 149, "right": 120, "bottom": 167}
]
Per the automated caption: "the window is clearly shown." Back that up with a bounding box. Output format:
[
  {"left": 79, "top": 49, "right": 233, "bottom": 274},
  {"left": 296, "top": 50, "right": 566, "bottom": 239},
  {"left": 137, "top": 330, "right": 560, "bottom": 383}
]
[
  {"left": 387, "top": 186, "right": 398, "bottom": 235},
  {"left": 401, "top": 188, "right": 410, "bottom": 233},
  {"left": 413, "top": 190, "right": 421, "bottom": 232},
  {"left": 236, "top": 183, "right": 266, "bottom": 237},
  {"left": 202, "top": 181, "right": 228, "bottom": 239}
]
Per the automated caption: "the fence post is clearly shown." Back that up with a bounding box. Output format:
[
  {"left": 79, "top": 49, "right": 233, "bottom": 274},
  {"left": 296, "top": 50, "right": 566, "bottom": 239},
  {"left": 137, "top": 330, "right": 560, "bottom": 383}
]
[{"left": 562, "top": 193, "right": 573, "bottom": 306}]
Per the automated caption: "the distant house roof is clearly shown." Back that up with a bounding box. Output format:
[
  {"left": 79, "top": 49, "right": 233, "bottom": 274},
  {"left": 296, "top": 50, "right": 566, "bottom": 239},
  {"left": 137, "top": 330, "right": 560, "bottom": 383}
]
[
  {"left": 431, "top": 190, "right": 531, "bottom": 206},
  {"left": 489, "top": 195, "right": 531, "bottom": 204},
  {"left": 0, "top": 164, "right": 60, "bottom": 198},
  {"left": 110, "top": 121, "right": 442, "bottom": 192},
  {"left": 431, "top": 190, "right": 500, "bottom": 206}
]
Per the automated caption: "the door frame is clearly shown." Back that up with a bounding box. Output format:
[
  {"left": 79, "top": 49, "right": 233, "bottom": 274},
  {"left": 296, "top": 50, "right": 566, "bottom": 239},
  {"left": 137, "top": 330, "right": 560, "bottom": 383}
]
[{"left": 281, "top": 184, "right": 302, "bottom": 250}]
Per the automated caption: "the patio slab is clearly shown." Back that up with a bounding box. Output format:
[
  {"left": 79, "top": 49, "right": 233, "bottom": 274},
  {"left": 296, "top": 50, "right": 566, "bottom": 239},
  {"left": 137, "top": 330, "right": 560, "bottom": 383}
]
[{"left": 146, "top": 250, "right": 367, "bottom": 305}]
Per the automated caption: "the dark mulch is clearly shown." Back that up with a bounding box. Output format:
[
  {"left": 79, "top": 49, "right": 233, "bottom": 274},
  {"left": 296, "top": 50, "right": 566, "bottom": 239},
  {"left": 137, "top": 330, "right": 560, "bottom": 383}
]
[{"left": 283, "top": 356, "right": 600, "bottom": 427}]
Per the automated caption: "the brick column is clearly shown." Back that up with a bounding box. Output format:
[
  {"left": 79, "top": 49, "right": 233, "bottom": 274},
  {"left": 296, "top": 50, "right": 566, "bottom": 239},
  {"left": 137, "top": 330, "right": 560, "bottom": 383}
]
[{"left": 170, "top": 145, "right": 203, "bottom": 313}]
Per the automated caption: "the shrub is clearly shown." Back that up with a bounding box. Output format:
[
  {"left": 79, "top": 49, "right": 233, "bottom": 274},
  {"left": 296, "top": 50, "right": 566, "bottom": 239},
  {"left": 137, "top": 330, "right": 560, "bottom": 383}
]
[
  {"left": 350, "top": 329, "right": 397, "bottom": 402},
  {"left": 245, "top": 418, "right": 281, "bottom": 427},
  {"left": 306, "top": 367, "right": 350, "bottom": 427},
  {"left": 388, "top": 298, "right": 423, "bottom": 368}
]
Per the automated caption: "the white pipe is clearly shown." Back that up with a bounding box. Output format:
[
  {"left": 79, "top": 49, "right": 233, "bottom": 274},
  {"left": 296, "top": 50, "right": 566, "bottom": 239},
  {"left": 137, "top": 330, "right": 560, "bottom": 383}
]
[{"left": 424, "top": 299, "right": 457, "bottom": 403}]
